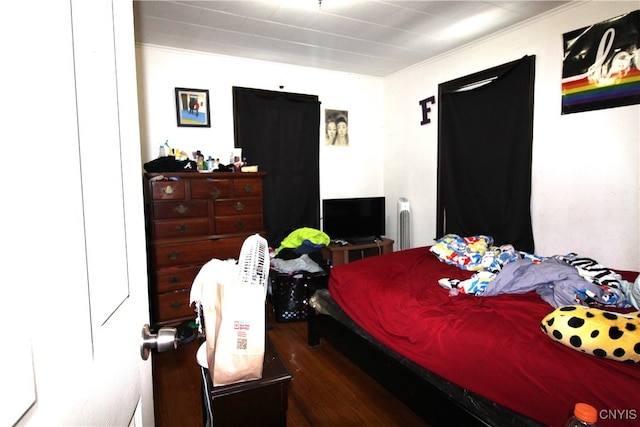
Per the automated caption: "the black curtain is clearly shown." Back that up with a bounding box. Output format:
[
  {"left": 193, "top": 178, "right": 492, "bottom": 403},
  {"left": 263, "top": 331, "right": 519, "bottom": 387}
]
[
  {"left": 233, "top": 87, "right": 320, "bottom": 247},
  {"left": 437, "top": 56, "right": 535, "bottom": 252}
]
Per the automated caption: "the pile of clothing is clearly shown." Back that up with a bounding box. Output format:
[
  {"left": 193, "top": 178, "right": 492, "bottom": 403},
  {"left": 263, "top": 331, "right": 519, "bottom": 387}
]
[
  {"left": 270, "top": 227, "right": 330, "bottom": 274},
  {"left": 431, "top": 234, "right": 639, "bottom": 309},
  {"left": 431, "top": 234, "right": 543, "bottom": 295}
]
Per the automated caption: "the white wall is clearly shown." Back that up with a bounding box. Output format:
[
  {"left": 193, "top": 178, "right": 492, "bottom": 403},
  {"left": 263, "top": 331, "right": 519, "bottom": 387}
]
[
  {"left": 135, "top": 1, "right": 639, "bottom": 270},
  {"left": 384, "top": 1, "right": 640, "bottom": 271},
  {"left": 134, "top": 47, "right": 385, "bottom": 207}
]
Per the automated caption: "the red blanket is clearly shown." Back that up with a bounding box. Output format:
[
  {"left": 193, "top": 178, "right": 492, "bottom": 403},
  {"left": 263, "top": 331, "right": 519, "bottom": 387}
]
[{"left": 329, "top": 247, "right": 640, "bottom": 427}]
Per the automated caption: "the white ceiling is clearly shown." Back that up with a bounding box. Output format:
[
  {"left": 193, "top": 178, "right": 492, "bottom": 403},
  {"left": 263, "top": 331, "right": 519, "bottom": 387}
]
[{"left": 133, "top": 0, "right": 571, "bottom": 77}]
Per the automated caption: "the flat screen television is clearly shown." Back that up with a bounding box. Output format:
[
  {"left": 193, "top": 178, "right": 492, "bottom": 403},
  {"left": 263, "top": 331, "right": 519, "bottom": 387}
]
[{"left": 322, "top": 197, "right": 385, "bottom": 243}]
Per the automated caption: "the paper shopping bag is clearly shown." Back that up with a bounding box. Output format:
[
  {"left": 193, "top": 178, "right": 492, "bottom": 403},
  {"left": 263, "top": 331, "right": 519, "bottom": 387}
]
[
  {"left": 207, "top": 281, "right": 265, "bottom": 386},
  {"left": 192, "top": 234, "right": 269, "bottom": 386}
]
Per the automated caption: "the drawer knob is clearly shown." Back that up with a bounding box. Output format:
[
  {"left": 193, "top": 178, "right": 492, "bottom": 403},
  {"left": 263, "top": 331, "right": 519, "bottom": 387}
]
[
  {"left": 234, "top": 220, "right": 245, "bottom": 229},
  {"left": 234, "top": 202, "right": 245, "bottom": 211},
  {"left": 174, "top": 204, "right": 189, "bottom": 214},
  {"left": 169, "top": 276, "right": 181, "bottom": 285},
  {"left": 210, "top": 188, "right": 220, "bottom": 199},
  {"left": 243, "top": 184, "right": 253, "bottom": 193},
  {"left": 170, "top": 301, "right": 184, "bottom": 310},
  {"left": 176, "top": 224, "right": 189, "bottom": 233},
  {"left": 162, "top": 185, "right": 175, "bottom": 195},
  {"left": 168, "top": 251, "right": 180, "bottom": 260}
]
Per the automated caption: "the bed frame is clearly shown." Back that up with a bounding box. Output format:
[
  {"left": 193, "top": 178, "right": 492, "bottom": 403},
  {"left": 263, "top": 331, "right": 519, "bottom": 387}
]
[{"left": 307, "top": 290, "right": 543, "bottom": 427}]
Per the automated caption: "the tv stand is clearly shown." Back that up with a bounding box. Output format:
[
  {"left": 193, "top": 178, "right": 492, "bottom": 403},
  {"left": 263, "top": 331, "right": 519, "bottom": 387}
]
[
  {"left": 322, "top": 238, "right": 394, "bottom": 267},
  {"left": 347, "top": 236, "right": 378, "bottom": 244}
]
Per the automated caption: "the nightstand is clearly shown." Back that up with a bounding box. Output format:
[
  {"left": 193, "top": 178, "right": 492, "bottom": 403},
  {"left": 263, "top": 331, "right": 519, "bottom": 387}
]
[
  {"left": 202, "top": 336, "right": 292, "bottom": 426},
  {"left": 321, "top": 238, "right": 394, "bottom": 266}
]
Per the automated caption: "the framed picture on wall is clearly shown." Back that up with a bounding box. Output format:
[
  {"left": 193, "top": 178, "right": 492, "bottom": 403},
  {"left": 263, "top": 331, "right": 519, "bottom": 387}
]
[
  {"left": 175, "top": 87, "right": 211, "bottom": 127},
  {"left": 561, "top": 10, "right": 640, "bottom": 114},
  {"left": 325, "top": 109, "right": 349, "bottom": 146}
]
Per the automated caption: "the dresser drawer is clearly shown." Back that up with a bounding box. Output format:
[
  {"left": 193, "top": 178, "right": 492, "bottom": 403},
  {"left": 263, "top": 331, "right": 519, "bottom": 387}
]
[
  {"left": 153, "top": 218, "right": 210, "bottom": 239},
  {"left": 153, "top": 200, "right": 209, "bottom": 219},
  {"left": 155, "top": 265, "right": 202, "bottom": 293},
  {"left": 234, "top": 178, "right": 263, "bottom": 197},
  {"left": 153, "top": 236, "right": 250, "bottom": 268},
  {"left": 145, "top": 172, "right": 265, "bottom": 326},
  {"left": 191, "top": 179, "right": 232, "bottom": 200},
  {"left": 214, "top": 198, "right": 263, "bottom": 216},
  {"left": 151, "top": 180, "right": 186, "bottom": 200},
  {"left": 214, "top": 214, "right": 263, "bottom": 234},
  {"left": 156, "top": 289, "right": 194, "bottom": 322}
]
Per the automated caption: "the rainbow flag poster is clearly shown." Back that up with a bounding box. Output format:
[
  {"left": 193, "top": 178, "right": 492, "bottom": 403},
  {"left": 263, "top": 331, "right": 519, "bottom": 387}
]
[{"left": 561, "top": 10, "right": 640, "bottom": 114}]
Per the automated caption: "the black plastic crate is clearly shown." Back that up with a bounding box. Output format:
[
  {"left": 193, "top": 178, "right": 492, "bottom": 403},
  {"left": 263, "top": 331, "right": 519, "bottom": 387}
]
[{"left": 270, "top": 271, "right": 328, "bottom": 322}]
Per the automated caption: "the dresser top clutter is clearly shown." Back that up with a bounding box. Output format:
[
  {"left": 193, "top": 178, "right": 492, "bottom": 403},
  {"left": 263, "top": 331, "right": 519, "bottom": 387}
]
[{"left": 143, "top": 171, "right": 266, "bottom": 326}]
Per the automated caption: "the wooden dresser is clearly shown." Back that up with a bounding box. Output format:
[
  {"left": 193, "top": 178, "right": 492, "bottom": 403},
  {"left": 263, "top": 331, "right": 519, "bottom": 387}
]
[{"left": 144, "top": 171, "right": 266, "bottom": 326}]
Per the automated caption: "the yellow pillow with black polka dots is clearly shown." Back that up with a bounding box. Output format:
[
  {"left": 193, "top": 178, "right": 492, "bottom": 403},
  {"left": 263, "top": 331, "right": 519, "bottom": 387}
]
[{"left": 540, "top": 305, "right": 640, "bottom": 363}]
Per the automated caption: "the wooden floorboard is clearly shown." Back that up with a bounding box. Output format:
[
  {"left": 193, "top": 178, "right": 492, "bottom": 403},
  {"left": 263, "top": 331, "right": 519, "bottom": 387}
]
[{"left": 153, "top": 307, "right": 430, "bottom": 426}]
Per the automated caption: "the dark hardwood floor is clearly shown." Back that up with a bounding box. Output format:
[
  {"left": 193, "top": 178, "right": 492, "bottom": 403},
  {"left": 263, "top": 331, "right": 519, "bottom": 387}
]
[{"left": 153, "top": 306, "right": 430, "bottom": 426}]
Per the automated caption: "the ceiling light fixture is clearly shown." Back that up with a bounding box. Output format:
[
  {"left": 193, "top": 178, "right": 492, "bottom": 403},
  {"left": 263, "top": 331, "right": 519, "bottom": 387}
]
[{"left": 272, "top": 0, "right": 354, "bottom": 12}]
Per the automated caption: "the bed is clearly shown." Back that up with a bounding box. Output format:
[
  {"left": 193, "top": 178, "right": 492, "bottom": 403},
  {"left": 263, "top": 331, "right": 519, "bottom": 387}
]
[{"left": 307, "top": 245, "right": 640, "bottom": 427}]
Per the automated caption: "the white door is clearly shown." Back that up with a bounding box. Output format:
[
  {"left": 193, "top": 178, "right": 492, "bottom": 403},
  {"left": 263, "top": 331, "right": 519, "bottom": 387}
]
[{"left": 1, "top": 1, "right": 155, "bottom": 425}]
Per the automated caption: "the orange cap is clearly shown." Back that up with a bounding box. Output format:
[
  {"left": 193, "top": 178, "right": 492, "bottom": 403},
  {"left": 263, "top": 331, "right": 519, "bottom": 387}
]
[{"left": 574, "top": 403, "right": 598, "bottom": 423}]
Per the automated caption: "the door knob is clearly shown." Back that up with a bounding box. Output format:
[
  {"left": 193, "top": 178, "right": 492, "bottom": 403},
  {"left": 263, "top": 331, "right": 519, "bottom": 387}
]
[{"left": 140, "top": 324, "right": 177, "bottom": 360}]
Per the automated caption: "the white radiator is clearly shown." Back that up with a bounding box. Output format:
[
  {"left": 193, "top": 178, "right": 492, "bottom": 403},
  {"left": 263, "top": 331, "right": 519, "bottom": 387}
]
[{"left": 397, "top": 197, "right": 411, "bottom": 250}]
